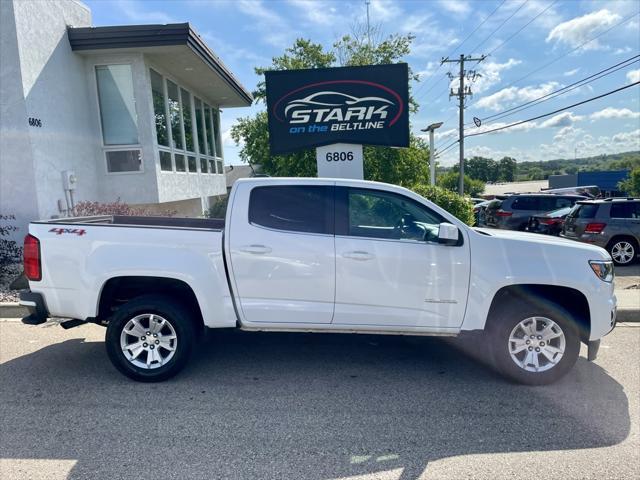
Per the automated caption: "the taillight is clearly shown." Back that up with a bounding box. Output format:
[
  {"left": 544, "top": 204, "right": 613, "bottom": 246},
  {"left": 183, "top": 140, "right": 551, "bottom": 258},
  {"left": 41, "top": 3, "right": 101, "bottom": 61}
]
[
  {"left": 23, "top": 234, "right": 41, "bottom": 281},
  {"left": 496, "top": 210, "right": 513, "bottom": 217},
  {"left": 540, "top": 218, "right": 563, "bottom": 225},
  {"left": 584, "top": 223, "right": 606, "bottom": 234}
]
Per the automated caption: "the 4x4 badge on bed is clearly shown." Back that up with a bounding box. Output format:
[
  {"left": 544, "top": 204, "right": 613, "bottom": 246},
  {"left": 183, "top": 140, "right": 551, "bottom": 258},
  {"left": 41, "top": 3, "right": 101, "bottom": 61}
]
[{"left": 49, "top": 227, "right": 86, "bottom": 236}]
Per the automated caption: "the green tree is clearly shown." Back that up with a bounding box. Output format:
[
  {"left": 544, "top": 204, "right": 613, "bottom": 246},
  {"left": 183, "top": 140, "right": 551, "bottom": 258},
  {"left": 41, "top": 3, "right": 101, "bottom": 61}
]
[
  {"left": 498, "top": 156, "right": 517, "bottom": 181},
  {"left": 231, "top": 33, "right": 428, "bottom": 185},
  {"left": 437, "top": 171, "right": 485, "bottom": 197},
  {"left": 618, "top": 167, "right": 640, "bottom": 196}
]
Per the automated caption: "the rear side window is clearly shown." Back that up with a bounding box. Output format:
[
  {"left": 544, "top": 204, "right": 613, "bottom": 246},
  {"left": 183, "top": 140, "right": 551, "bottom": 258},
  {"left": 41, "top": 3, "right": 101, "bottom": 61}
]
[
  {"left": 572, "top": 204, "right": 598, "bottom": 219},
  {"left": 611, "top": 202, "right": 640, "bottom": 219},
  {"left": 249, "top": 186, "right": 334, "bottom": 234},
  {"left": 510, "top": 197, "right": 539, "bottom": 210}
]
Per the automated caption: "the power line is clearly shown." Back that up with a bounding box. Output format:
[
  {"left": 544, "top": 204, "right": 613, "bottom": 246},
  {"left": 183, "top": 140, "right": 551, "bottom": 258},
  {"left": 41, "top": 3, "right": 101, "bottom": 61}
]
[
  {"left": 477, "top": 54, "right": 640, "bottom": 125},
  {"left": 470, "top": 0, "right": 529, "bottom": 55},
  {"left": 486, "top": 0, "right": 558, "bottom": 57},
  {"left": 495, "top": 11, "right": 639, "bottom": 92},
  {"left": 413, "top": 0, "right": 506, "bottom": 99},
  {"left": 436, "top": 139, "right": 459, "bottom": 157},
  {"left": 465, "top": 81, "right": 640, "bottom": 138}
]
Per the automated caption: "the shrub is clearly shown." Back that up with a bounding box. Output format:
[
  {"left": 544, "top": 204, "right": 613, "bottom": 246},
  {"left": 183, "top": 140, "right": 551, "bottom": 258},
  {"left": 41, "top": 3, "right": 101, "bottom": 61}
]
[
  {"left": 410, "top": 184, "right": 475, "bottom": 226},
  {"left": 618, "top": 167, "right": 640, "bottom": 196},
  {"left": 0, "top": 214, "right": 22, "bottom": 278},
  {"left": 436, "top": 171, "right": 485, "bottom": 197},
  {"left": 74, "top": 200, "right": 176, "bottom": 217},
  {"left": 205, "top": 196, "right": 229, "bottom": 219}
]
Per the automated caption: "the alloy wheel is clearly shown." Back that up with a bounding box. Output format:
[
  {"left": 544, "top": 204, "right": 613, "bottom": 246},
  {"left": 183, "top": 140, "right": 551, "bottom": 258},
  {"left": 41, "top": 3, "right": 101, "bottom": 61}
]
[
  {"left": 120, "top": 314, "right": 178, "bottom": 369},
  {"left": 508, "top": 316, "right": 566, "bottom": 373},
  {"left": 611, "top": 241, "right": 635, "bottom": 265}
]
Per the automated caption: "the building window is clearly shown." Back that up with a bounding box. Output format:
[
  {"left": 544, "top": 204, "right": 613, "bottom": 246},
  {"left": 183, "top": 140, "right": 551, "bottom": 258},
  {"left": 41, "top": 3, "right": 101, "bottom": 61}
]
[
  {"left": 166, "top": 80, "right": 183, "bottom": 151},
  {"left": 105, "top": 150, "right": 142, "bottom": 173},
  {"left": 175, "top": 154, "right": 186, "bottom": 172},
  {"left": 150, "top": 70, "right": 222, "bottom": 174},
  {"left": 95, "top": 65, "right": 139, "bottom": 145},
  {"left": 159, "top": 151, "right": 172, "bottom": 171},
  {"left": 188, "top": 155, "right": 197, "bottom": 173},
  {"left": 150, "top": 69, "right": 168, "bottom": 147}
]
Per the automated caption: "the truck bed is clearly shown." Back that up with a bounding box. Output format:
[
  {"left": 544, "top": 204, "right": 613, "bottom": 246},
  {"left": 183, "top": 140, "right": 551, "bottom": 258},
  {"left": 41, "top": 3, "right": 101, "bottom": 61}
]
[{"left": 36, "top": 215, "right": 225, "bottom": 230}]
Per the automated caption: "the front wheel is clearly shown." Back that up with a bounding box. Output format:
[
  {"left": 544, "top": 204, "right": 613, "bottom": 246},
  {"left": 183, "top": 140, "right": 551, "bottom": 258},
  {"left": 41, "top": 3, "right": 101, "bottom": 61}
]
[
  {"left": 488, "top": 301, "right": 580, "bottom": 385},
  {"left": 105, "top": 295, "right": 196, "bottom": 382}
]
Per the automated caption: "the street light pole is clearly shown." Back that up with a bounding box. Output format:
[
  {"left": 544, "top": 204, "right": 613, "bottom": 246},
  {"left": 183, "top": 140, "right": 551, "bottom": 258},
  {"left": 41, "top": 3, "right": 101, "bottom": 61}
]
[{"left": 421, "top": 122, "right": 443, "bottom": 186}]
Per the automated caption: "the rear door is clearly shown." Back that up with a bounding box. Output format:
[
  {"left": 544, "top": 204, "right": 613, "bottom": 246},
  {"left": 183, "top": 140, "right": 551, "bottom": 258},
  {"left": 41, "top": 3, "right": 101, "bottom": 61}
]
[
  {"left": 332, "top": 186, "right": 470, "bottom": 329},
  {"left": 228, "top": 183, "right": 336, "bottom": 324}
]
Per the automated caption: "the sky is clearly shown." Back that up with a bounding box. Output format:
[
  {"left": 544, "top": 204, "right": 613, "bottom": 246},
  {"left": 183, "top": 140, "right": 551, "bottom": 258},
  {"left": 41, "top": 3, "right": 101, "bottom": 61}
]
[{"left": 85, "top": 0, "right": 640, "bottom": 166}]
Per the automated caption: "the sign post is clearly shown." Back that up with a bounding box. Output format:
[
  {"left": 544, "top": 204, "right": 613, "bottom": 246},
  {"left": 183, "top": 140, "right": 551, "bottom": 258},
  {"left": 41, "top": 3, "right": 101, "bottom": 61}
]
[{"left": 316, "top": 143, "right": 363, "bottom": 179}]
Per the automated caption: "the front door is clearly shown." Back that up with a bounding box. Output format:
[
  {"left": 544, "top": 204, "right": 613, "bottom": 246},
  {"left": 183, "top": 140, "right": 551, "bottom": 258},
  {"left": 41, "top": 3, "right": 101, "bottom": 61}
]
[
  {"left": 228, "top": 184, "right": 335, "bottom": 324},
  {"left": 333, "top": 187, "right": 470, "bottom": 329}
]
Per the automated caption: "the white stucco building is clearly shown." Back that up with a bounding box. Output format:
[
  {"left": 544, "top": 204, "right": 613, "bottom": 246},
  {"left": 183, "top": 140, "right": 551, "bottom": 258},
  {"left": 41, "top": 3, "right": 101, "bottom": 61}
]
[{"left": 0, "top": 0, "right": 252, "bottom": 237}]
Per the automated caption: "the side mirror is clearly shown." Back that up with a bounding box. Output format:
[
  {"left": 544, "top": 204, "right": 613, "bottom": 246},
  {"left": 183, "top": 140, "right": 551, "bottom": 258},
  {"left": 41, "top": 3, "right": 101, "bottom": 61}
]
[{"left": 438, "top": 222, "right": 459, "bottom": 245}]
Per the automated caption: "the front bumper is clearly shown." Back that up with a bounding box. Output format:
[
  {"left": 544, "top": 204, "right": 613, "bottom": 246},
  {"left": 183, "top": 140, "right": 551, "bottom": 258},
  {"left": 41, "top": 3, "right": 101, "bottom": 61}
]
[{"left": 19, "top": 291, "right": 49, "bottom": 325}]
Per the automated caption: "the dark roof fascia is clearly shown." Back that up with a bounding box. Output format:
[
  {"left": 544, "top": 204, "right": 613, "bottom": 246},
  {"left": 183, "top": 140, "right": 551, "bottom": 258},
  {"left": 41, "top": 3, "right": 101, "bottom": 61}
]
[{"left": 68, "top": 23, "right": 253, "bottom": 105}]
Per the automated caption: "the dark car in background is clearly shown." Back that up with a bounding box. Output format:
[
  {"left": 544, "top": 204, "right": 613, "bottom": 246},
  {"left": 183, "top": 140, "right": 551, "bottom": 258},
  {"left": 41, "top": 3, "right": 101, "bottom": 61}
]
[
  {"left": 561, "top": 198, "right": 640, "bottom": 266},
  {"left": 485, "top": 194, "right": 586, "bottom": 231},
  {"left": 526, "top": 206, "right": 573, "bottom": 236}
]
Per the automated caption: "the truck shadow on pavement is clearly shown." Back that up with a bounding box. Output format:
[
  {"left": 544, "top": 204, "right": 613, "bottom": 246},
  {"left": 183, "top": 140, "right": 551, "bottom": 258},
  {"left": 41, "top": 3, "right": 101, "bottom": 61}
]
[{"left": 0, "top": 328, "right": 631, "bottom": 480}]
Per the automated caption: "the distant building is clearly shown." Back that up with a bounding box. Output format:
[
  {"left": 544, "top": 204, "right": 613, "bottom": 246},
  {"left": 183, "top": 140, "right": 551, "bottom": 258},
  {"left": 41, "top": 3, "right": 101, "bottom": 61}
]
[
  {"left": 0, "top": 0, "right": 252, "bottom": 236},
  {"left": 549, "top": 170, "right": 630, "bottom": 197}
]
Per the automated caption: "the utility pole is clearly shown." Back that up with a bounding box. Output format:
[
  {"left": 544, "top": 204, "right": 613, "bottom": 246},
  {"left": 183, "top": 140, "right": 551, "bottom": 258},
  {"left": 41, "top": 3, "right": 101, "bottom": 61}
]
[
  {"left": 365, "top": 0, "right": 371, "bottom": 47},
  {"left": 442, "top": 54, "right": 486, "bottom": 195}
]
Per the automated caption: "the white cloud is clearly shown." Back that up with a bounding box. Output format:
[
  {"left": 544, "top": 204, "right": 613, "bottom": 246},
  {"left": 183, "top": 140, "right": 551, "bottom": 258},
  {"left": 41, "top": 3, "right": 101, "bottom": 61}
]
[
  {"left": 612, "top": 129, "right": 640, "bottom": 146},
  {"left": 475, "top": 82, "right": 560, "bottom": 111},
  {"left": 539, "top": 112, "right": 584, "bottom": 128},
  {"left": 115, "top": 0, "right": 181, "bottom": 24},
  {"left": 472, "top": 58, "right": 522, "bottom": 94},
  {"left": 370, "top": 0, "right": 402, "bottom": 20},
  {"left": 626, "top": 69, "right": 640, "bottom": 84},
  {"left": 563, "top": 68, "right": 580, "bottom": 77},
  {"left": 546, "top": 9, "right": 621, "bottom": 51},
  {"left": 235, "top": 0, "right": 291, "bottom": 47},
  {"left": 553, "top": 126, "right": 583, "bottom": 143},
  {"left": 590, "top": 107, "right": 640, "bottom": 121},
  {"left": 437, "top": 0, "right": 471, "bottom": 16},
  {"left": 614, "top": 46, "right": 633, "bottom": 55},
  {"left": 286, "top": 0, "right": 336, "bottom": 26}
]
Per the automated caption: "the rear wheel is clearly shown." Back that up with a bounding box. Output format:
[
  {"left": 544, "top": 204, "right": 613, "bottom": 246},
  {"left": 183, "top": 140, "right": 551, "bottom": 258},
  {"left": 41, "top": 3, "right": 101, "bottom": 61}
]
[
  {"left": 488, "top": 300, "right": 580, "bottom": 385},
  {"left": 608, "top": 238, "right": 637, "bottom": 266},
  {"left": 105, "top": 295, "right": 195, "bottom": 382}
]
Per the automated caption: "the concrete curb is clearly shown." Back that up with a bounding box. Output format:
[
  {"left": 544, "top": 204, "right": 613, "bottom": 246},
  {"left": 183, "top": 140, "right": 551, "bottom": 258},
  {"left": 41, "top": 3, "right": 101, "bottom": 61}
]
[
  {"left": 0, "top": 302, "right": 28, "bottom": 319},
  {"left": 1, "top": 302, "right": 638, "bottom": 322}
]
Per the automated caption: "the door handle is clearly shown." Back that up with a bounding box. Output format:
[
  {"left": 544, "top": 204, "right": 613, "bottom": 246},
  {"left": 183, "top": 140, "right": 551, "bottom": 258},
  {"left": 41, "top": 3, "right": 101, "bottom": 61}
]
[
  {"left": 239, "top": 244, "right": 272, "bottom": 255},
  {"left": 342, "top": 250, "right": 374, "bottom": 261}
]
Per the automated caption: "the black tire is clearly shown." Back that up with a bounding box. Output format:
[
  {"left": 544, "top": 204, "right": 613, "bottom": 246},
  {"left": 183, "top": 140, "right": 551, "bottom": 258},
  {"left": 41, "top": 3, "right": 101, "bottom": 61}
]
[
  {"left": 607, "top": 237, "right": 638, "bottom": 266},
  {"left": 487, "top": 298, "right": 580, "bottom": 385},
  {"left": 105, "top": 295, "right": 196, "bottom": 382}
]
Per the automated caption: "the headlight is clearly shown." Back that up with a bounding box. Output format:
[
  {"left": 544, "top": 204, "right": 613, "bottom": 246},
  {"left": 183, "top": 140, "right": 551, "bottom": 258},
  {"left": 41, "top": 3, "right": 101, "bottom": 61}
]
[{"left": 589, "top": 260, "right": 614, "bottom": 282}]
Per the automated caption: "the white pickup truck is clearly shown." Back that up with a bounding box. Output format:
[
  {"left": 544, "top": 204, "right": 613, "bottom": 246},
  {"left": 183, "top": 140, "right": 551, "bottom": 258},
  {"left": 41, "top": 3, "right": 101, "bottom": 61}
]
[{"left": 19, "top": 178, "right": 617, "bottom": 384}]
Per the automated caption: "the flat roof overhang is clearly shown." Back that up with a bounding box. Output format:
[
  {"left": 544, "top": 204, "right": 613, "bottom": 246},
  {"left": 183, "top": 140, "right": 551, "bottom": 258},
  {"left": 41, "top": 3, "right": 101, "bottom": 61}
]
[{"left": 68, "top": 23, "right": 253, "bottom": 108}]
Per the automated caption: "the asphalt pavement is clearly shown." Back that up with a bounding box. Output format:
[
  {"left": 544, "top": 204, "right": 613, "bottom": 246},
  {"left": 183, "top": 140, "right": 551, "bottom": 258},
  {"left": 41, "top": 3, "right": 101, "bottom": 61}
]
[{"left": 0, "top": 321, "right": 638, "bottom": 480}]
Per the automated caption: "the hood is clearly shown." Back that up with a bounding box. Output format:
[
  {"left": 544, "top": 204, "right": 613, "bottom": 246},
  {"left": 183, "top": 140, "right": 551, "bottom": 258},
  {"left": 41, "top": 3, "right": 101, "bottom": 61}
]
[{"left": 472, "top": 227, "right": 610, "bottom": 259}]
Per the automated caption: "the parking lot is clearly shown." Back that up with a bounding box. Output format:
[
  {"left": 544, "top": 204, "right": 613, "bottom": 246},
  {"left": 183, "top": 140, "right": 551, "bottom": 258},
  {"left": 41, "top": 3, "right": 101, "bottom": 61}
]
[{"left": 1, "top": 320, "right": 638, "bottom": 480}]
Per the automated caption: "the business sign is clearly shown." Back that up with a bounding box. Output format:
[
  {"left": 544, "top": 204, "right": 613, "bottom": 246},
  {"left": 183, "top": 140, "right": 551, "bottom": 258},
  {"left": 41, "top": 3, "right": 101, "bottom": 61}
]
[
  {"left": 316, "top": 143, "right": 363, "bottom": 180},
  {"left": 265, "top": 63, "right": 409, "bottom": 154}
]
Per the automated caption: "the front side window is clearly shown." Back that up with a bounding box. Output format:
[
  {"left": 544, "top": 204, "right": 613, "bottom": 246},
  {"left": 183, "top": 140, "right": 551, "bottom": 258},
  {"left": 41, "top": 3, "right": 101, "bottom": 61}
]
[
  {"left": 511, "top": 197, "right": 539, "bottom": 210},
  {"left": 343, "top": 188, "right": 443, "bottom": 241},
  {"left": 249, "top": 186, "right": 334, "bottom": 234},
  {"left": 105, "top": 150, "right": 142, "bottom": 173},
  {"left": 95, "top": 65, "right": 138, "bottom": 145}
]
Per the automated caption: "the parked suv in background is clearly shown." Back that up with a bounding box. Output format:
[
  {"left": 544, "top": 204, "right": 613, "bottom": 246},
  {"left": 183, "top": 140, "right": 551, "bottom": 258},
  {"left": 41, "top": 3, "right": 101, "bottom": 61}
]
[
  {"left": 485, "top": 194, "right": 586, "bottom": 231},
  {"left": 562, "top": 198, "right": 640, "bottom": 266}
]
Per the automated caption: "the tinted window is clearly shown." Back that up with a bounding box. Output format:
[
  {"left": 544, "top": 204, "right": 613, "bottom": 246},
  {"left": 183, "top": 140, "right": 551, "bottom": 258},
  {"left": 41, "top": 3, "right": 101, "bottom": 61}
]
[
  {"left": 611, "top": 202, "right": 640, "bottom": 219},
  {"left": 249, "top": 186, "right": 333, "bottom": 234},
  {"left": 510, "top": 197, "right": 540, "bottom": 210},
  {"left": 345, "top": 188, "right": 444, "bottom": 241},
  {"left": 570, "top": 204, "right": 598, "bottom": 219}
]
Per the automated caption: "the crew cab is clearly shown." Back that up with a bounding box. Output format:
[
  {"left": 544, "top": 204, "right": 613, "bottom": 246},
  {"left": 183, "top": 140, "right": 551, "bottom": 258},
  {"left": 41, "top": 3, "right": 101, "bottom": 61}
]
[{"left": 19, "top": 178, "right": 617, "bottom": 384}]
